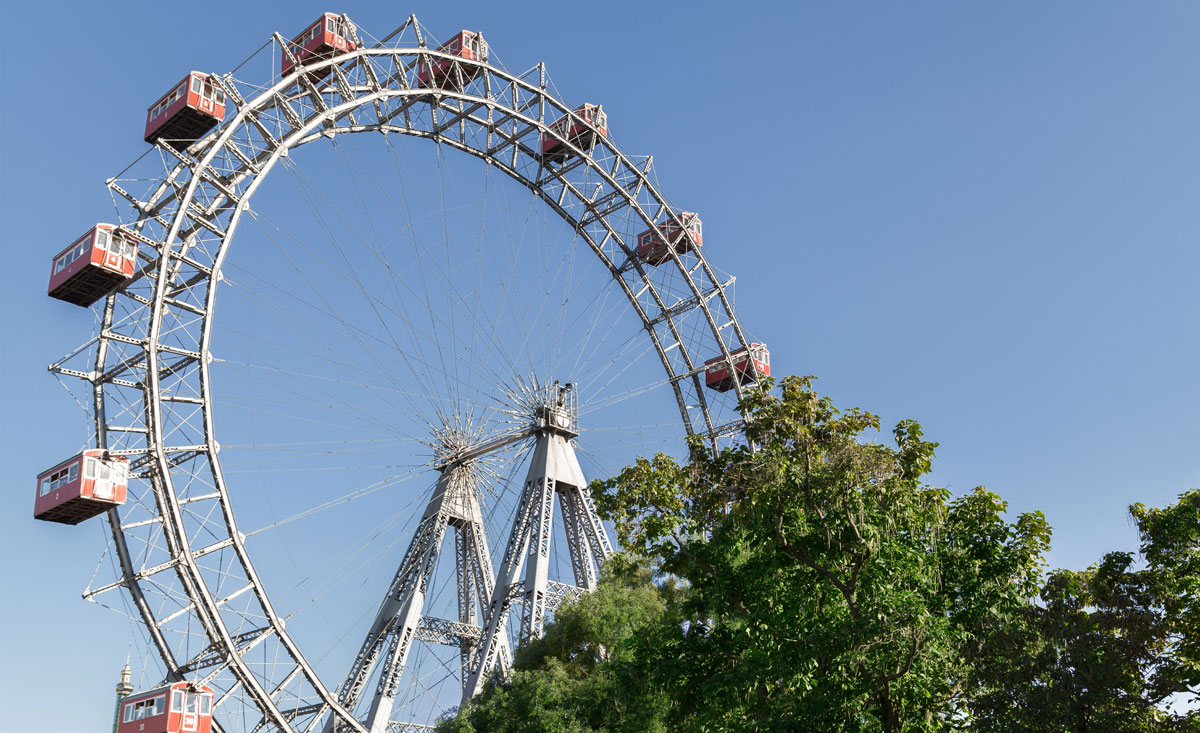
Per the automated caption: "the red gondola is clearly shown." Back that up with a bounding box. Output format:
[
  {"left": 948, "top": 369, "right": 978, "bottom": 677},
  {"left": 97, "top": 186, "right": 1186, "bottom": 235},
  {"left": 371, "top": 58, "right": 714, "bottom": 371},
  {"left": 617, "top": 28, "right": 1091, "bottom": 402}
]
[
  {"left": 282, "top": 13, "right": 357, "bottom": 81},
  {"left": 704, "top": 344, "right": 770, "bottom": 392},
  {"left": 117, "top": 682, "right": 214, "bottom": 733},
  {"left": 541, "top": 104, "right": 607, "bottom": 163},
  {"left": 48, "top": 224, "right": 139, "bottom": 307},
  {"left": 418, "top": 30, "right": 488, "bottom": 89},
  {"left": 144, "top": 72, "right": 226, "bottom": 148},
  {"left": 34, "top": 450, "right": 129, "bottom": 525},
  {"left": 636, "top": 212, "right": 703, "bottom": 265}
]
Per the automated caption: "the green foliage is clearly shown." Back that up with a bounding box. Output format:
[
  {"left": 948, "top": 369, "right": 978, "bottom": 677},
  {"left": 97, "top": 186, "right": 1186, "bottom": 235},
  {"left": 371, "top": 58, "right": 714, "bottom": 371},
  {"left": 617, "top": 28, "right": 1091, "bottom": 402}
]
[
  {"left": 968, "top": 490, "right": 1200, "bottom": 731},
  {"left": 592, "top": 376, "right": 1051, "bottom": 731},
  {"left": 442, "top": 377, "right": 1197, "bottom": 731},
  {"left": 1133, "top": 490, "right": 1200, "bottom": 697},
  {"left": 442, "top": 555, "right": 675, "bottom": 733}
]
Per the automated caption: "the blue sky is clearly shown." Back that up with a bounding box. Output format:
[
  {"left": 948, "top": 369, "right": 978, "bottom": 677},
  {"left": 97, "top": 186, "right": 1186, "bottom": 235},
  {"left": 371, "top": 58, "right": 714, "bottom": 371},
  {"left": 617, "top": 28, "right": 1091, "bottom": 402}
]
[{"left": 2, "top": 2, "right": 1197, "bottom": 729}]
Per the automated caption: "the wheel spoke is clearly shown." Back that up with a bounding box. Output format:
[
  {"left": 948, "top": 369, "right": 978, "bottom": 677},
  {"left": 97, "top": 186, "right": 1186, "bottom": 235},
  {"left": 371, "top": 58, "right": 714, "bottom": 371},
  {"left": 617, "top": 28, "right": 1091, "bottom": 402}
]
[{"left": 58, "top": 15, "right": 766, "bottom": 731}]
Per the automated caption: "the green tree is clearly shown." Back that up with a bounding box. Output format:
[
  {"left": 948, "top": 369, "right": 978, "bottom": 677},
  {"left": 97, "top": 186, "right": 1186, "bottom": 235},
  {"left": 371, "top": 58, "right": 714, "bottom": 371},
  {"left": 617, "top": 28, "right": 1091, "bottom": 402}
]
[
  {"left": 440, "top": 377, "right": 1196, "bottom": 730},
  {"left": 967, "top": 490, "right": 1200, "bottom": 731},
  {"left": 591, "top": 376, "right": 1051, "bottom": 731},
  {"left": 442, "top": 555, "right": 676, "bottom": 733},
  {"left": 1133, "top": 490, "right": 1200, "bottom": 707}
]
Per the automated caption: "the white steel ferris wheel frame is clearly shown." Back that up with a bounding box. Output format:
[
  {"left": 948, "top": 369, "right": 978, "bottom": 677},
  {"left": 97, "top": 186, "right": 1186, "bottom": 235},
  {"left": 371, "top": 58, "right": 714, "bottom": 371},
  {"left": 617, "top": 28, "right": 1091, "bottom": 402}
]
[{"left": 54, "top": 14, "right": 764, "bottom": 732}]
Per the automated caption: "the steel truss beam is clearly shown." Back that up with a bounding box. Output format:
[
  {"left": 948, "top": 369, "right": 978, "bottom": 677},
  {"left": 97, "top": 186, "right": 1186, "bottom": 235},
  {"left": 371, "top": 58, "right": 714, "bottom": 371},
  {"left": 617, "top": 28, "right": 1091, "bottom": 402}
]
[
  {"left": 61, "top": 12, "right": 762, "bottom": 732},
  {"left": 326, "top": 462, "right": 507, "bottom": 733},
  {"left": 461, "top": 394, "right": 612, "bottom": 701}
]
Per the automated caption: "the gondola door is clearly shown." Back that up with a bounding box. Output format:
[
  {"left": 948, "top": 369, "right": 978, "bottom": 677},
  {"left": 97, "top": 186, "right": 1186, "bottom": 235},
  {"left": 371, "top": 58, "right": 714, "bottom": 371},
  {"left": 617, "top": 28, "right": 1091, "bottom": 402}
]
[
  {"left": 196, "top": 77, "right": 213, "bottom": 115},
  {"left": 97, "top": 229, "right": 123, "bottom": 270},
  {"left": 181, "top": 692, "right": 199, "bottom": 732},
  {"left": 92, "top": 457, "right": 115, "bottom": 501}
]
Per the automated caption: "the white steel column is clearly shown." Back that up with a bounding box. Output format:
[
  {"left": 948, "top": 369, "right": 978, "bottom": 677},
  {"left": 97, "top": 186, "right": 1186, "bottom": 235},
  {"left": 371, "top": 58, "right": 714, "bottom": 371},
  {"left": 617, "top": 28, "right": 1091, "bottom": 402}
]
[
  {"left": 519, "top": 430, "right": 586, "bottom": 642},
  {"left": 462, "top": 386, "right": 610, "bottom": 701},
  {"left": 328, "top": 463, "right": 507, "bottom": 733}
]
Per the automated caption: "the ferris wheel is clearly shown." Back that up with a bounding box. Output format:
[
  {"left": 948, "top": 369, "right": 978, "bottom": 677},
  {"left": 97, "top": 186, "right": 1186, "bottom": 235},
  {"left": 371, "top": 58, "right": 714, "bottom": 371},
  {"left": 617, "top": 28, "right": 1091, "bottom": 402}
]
[{"left": 42, "top": 13, "right": 770, "bottom": 732}]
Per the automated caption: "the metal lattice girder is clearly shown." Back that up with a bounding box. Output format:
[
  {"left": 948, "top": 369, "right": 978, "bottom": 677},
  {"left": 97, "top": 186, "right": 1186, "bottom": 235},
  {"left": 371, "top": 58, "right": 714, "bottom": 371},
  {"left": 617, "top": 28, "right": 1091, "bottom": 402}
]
[
  {"left": 60, "top": 12, "right": 765, "bottom": 732},
  {"left": 178, "top": 626, "right": 277, "bottom": 674},
  {"left": 385, "top": 723, "right": 437, "bottom": 733},
  {"left": 461, "top": 403, "right": 608, "bottom": 702},
  {"left": 329, "top": 460, "right": 507, "bottom": 733},
  {"left": 413, "top": 617, "right": 482, "bottom": 646},
  {"left": 543, "top": 580, "right": 587, "bottom": 611}
]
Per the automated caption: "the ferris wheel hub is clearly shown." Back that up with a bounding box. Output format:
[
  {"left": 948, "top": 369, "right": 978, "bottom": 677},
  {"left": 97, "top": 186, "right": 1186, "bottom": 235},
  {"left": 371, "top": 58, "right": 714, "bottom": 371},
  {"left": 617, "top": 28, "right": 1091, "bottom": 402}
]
[
  {"left": 433, "top": 380, "right": 580, "bottom": 471},
  {"left": 47, "top": 10, "right": 758, "bottom": 727}
]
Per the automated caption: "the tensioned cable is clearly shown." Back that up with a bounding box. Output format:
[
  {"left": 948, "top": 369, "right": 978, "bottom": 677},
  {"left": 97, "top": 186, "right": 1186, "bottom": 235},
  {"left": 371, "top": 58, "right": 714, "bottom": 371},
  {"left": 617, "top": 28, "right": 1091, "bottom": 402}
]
[
  {"left": 243, "top": 461, "right": 437, "bottom": 538},
  {"left": 250, "top": 161, "right": 514, "bottom": 413},
  {"left": 91, "top": 45, "right": 739, "bottom": 729}
]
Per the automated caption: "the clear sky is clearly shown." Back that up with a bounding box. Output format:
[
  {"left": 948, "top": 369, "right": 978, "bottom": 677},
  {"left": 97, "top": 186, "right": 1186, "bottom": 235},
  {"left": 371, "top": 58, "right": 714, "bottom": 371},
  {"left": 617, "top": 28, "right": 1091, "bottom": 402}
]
[{"left": 2, "top": 2, "right": 1197, "bottom": 730}]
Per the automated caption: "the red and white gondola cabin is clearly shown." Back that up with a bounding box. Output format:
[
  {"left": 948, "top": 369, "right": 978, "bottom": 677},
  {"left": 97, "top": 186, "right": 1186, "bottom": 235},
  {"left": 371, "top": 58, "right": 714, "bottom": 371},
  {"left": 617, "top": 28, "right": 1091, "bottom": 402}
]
[
  {"left": 117, "top": 682, "right": 214, "bottom": 733},
  {"left": 637, "top": 212, "right": 703, "bottom": 265},
  {"left": 282, "top": 13, "right": 357, "bottom": 80},
  {"left": 417, "top": 30, "right": 488, "bottom": 89},
  {"left": 34, "top": 450, "right": 129, "bottom": 525},
  {"left": 541, "top": 104, "right": 607, "bottom": 163},
  {"left": 48, "top": 224, "right": 139, "bottom": 307},
  {"left": 144, "top": 72, "right": 226, "bottom": 148},
  {"left": 704, "top": 344, "right": 771, "bottom": 392}
]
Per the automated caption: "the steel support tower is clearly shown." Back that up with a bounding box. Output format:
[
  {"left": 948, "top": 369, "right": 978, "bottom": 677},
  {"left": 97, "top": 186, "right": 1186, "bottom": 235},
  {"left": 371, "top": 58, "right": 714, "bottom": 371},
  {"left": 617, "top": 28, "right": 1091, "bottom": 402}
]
[
  {"left": 327, "top": 382, "right": 611, "bottom": 731},
  {"left": 463, "top": 384, "right": 613, "bottom": 702}
]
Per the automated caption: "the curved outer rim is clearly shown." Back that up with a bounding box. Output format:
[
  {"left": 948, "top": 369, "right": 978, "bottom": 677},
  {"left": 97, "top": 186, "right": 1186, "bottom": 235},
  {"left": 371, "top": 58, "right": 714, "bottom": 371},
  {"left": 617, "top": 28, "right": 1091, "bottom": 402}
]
[{"left": 83, "top": 18, "right": 763, "bottom": 731}]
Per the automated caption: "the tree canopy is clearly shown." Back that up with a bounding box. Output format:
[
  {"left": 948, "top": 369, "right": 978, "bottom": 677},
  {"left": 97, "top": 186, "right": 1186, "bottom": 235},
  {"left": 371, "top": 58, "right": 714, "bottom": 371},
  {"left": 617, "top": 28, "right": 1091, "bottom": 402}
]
[{"left": 441, "top": 376, "right": 1198, "bottom": 732}]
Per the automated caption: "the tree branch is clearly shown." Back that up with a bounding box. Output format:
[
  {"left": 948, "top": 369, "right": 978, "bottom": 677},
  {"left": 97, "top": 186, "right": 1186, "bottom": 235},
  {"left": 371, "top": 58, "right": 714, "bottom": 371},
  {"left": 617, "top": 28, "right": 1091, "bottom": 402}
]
[{"left": 670, "top": 529, "right": 749, "bottom": 616}]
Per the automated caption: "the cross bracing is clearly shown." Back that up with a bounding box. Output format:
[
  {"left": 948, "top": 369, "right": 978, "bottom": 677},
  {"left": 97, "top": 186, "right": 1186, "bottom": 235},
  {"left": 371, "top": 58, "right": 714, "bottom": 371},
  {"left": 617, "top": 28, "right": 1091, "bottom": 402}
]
[{"left": 53, "top": 12, "right": 768, "bottom": 731}]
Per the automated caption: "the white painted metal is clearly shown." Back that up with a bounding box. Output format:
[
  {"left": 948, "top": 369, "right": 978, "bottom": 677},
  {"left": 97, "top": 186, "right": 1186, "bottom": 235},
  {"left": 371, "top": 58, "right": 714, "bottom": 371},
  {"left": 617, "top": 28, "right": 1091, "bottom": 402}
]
[
  {"left": 50, "top": 11, "right": 765, "bottom": 731},
  {"left": 461, "top": 386, "right": 609, "bottom": 701},
  {"left": 328, "top": 460, "right": 508, "bottom": 733}
]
